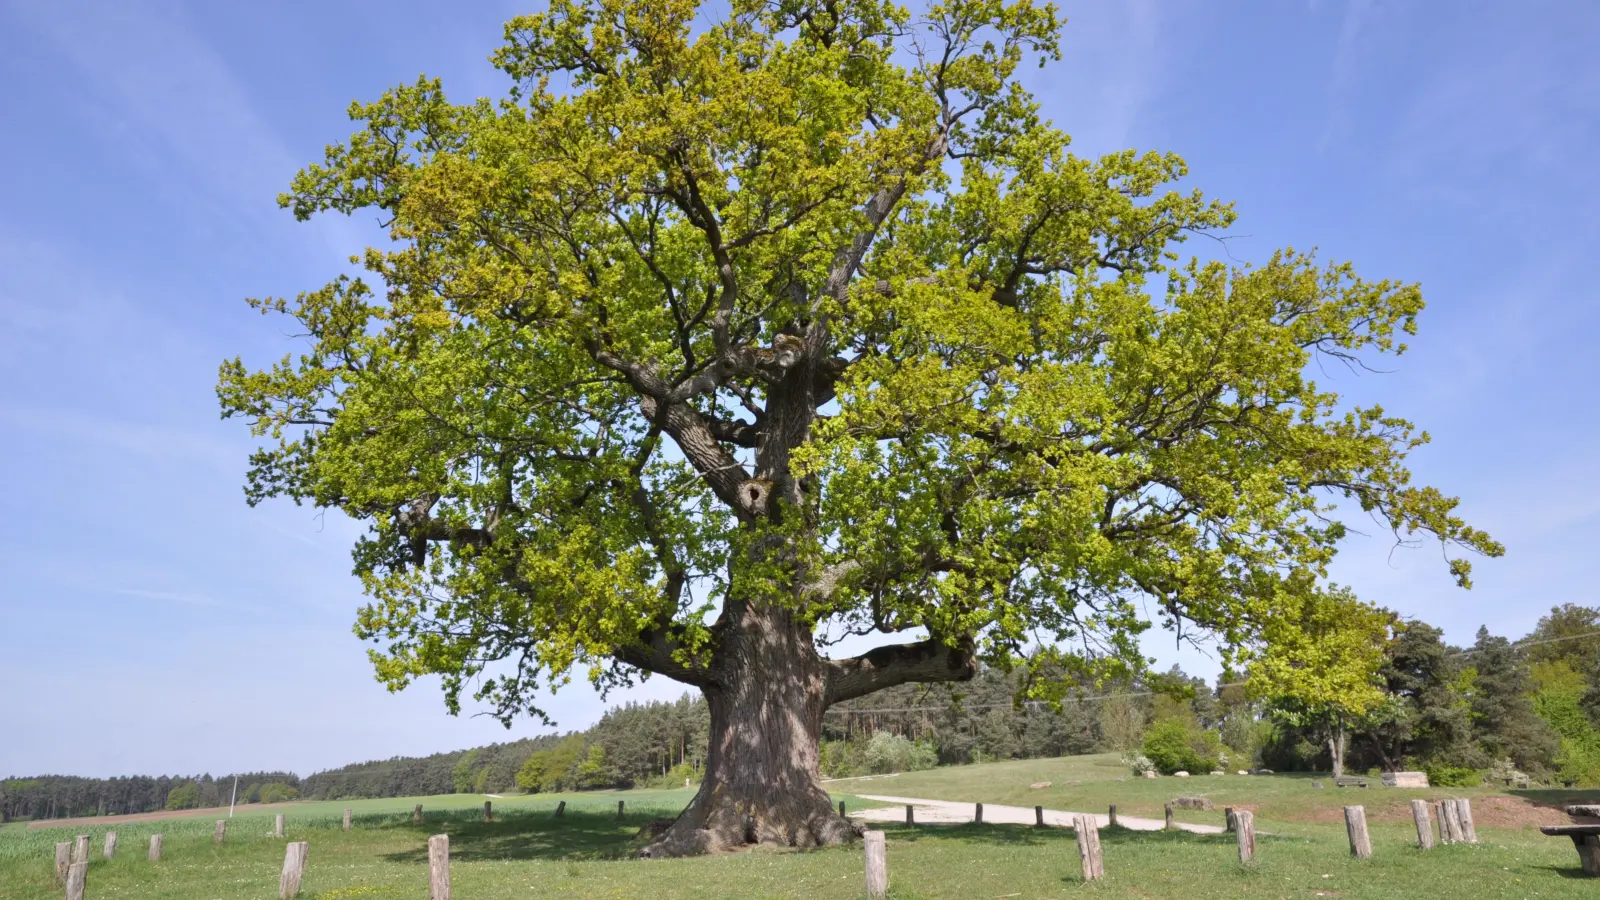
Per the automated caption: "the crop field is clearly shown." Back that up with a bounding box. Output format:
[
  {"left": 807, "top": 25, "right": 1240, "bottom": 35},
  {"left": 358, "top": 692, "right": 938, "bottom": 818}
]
[{"left": 4, "top": 760, "right": 1599, "bottom": 899}]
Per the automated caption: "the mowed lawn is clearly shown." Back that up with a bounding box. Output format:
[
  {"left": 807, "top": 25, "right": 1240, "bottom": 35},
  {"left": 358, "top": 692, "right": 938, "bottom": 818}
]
[{"left": 2, "top": 763, "right": 1597, "bottom": 899}]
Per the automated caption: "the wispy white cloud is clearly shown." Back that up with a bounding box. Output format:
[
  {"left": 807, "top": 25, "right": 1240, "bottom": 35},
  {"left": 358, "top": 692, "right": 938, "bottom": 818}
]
[{"left": 108, "top": 587, "right": 222, "bottom": 608}]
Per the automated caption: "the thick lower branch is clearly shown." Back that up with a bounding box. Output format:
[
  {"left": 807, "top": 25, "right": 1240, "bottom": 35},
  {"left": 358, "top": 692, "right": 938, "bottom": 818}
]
[
  {"left": 824, "top": 636, "right": 977, "bottom": 705},
  {"left": 613, "top": 623, "right": 717, "bottom": 689}
]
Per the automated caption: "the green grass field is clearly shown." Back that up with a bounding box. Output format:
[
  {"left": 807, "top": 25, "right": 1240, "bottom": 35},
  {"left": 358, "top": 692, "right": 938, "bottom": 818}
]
[{"left": 4, "top": 759, "right": 1598, "bottom": 899}]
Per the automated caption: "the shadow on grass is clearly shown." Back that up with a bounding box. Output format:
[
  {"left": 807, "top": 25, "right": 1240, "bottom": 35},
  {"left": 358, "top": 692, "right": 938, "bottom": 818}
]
[
  {"left": 1509, "top": 789, "right": 1600, "bottom": 812},
  {"left": 379, "top": 809, "right": 654, "bottom": 863}
]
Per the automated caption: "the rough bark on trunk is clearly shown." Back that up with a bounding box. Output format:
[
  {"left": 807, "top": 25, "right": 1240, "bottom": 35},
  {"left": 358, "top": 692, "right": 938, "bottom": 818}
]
[
  {"left": 1328, "top": 727, "right": 1347, "bottom": 779},
  {"left": 642, "top": 602, "right": 856, "bottom": 857}
]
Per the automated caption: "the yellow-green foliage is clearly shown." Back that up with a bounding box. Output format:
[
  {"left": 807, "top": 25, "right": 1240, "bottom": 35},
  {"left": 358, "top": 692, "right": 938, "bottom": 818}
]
[{"left": 218, "top": 0, "right": 1501, "bottom": 727}]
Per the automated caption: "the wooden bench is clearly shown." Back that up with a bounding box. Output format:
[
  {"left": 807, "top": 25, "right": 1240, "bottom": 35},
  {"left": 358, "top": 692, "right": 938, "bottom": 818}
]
[
  {"left": 1333, "top": 776, "right": 1368, "bottom": 788},
  {"left": 1541, "top": 825, "right": 1600, "bottom": 875}
]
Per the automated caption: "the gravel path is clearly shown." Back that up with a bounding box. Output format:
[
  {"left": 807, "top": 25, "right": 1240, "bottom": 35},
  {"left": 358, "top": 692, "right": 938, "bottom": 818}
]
[{"left": 849, "top": 793, "right": 1227, "bottom": 834}]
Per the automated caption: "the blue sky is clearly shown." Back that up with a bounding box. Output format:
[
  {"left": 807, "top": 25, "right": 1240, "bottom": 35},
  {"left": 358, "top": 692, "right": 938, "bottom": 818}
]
[{"left": 2, "top": 0, "right": 1596, "bottom": 779}]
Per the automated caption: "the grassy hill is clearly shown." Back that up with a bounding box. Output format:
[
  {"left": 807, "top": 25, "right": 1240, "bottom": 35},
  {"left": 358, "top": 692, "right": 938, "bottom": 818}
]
[{"left": 3, "top": 756, "right": 1599, "bottom": 899}]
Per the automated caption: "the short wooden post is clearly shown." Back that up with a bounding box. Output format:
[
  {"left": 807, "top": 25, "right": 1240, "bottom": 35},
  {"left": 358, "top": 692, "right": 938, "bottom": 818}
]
[
  {"left": 343, "top": 809, "right": 351, "bottom": 832},
  {"left": 72, "top": 835, "right": 90, "bottom": 865},
  {"left": 839, "top": 800, "right": 846, "bottom": 818},
  {"left": 148, "top": 834, "right": 163, "bottom": 861},
  {"left": 1344, "top": 805, "right": 1373, "bottom": 858},
  {"left": 1439, "top": 799, "right": 1463, "bottom": 844},
  {"left": 1455, "top": 798, "right": 1478, "bottom": 843},
  {"left": 428, "top": 834, "right": 450, "bottom": 900},
  {"left": 55, "top": 841, "right": 71, "bottom": 880},
  {"left": 1164, "top": 803, "right": 1174, "bottom": 831},
  {"left": 65, "top": 861, "right": 87, "bottom": 900},
  {"left": 279, "top": 841, "right": 308, "bottom": 899},
  {"left": 413, "top": 804, "right": 423, "bottom": 825},
  {"left": 1108, "top": 804, "right": 1118, "bottom": 828},
  {"left": 214, "top": 820, "right": 226, "bottom": 844},
  {"left": 483, "top": 800, "right": 493, "bottom": 822},
  {"left": 905, "top": 804, "right": 914, "bottom": 826},
  {"left": 863, "top": 830, "right": 888, "bottom": 899},
  {"left": 1411, "top": 799, "right": 1434, "bottom": 849},
  {"left": 1225, "top": 807, "right": 1235, "bottom": 832},
  {"left": 1235, "top": 810, "right": 1256, "bottom": 863},
  {"left": 274, "top": 814, "right": 285, "bottom": 838},
  {"left": 974, "top": 802, "right": 983, "bottom": 824},
  {"left": 1434, "top": 801, "right": 1452, "bottom": 844},
  {"left": 617, "top": 800, "right": 625, "bottom": 819},
  {"left": 103, "top": 831, "right": 117, "bottom": 859},
  {"left": 1074, "top": 814, "right": 1104, "bottom": 881},
  {"left": 1035, "top": 805, "right": 1044, "bottom": 827},
  {"left": 555, "top": 800, "right": 566, "bottom": 818}
]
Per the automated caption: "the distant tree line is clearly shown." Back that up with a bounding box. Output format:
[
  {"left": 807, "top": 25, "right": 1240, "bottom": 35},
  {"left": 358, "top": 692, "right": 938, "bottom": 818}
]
[
  {"left": 0, "top": 771, "right": 299, "bottom": 823},
  {"left": 8, "top": 604, "right": 1598, "bottom": 822}
]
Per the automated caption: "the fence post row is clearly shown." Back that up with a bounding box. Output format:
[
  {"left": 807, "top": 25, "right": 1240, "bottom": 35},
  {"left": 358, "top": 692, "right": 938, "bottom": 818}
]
[
  {"left": 863, "top": 830, "right": 888, "bottom": 900},
  {"left": 1411, "top": 799, "right": 1434, "bottom": 849},
  {"left": 279, "top": 841, "right": 309, "bottom": 900},
  {"left": 974, "top": 803, "right": 983, "bottom": 825},
  {"left": 1235, "top": 810, "right": 1256, "bottom": 863},
  {"left": 1108, "top": 805, "right": 1118, "bottom": 828},
  {"left": 1035, "top": 805, "right": 1044, "bottom": 828},
  {"left": 555, "top": 800, "right": 566, "bottom": 818},
  {"left": 1074, "top": 814, "right": 1104, "bottom": 881},
  {"left": 1164, "top": 803, "right": 1174, "bottom": 831},
  {"left": 428, "top": 834, "right": 451, "bottom": 900},
  {"left": 905, "top": 805, "right": 914, "bottom": 826},
  {"left": 1344, "top": 805, "right": 1373, "bottom": 859},
  {"left": 617, "top": 800, "right": 626, "bottom": 819},
  {"left": 484, "top": 800, "right": 493, "bottom": 822}
]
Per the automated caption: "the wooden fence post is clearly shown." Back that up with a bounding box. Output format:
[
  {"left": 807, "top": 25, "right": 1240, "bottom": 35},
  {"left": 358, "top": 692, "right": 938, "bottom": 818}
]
[
  {"left": 863, "top": 830, "right": 888, "bottom": 900},
  {"left": 617, "top": 800, "right": 625, "bottom": 819},
  {"left": 1108, "top": 805, "right": 1118, "bottom": 828},
  {"left": 1439, "top": 799, "right": 1463, "bottom": 844},
  {"left": 1455, "top": 799, "right": 1477, "bottom": 844},
  {"left": 1411, "top": 799, "right": 1434, "bottom": 849},
  {"left": 428, "top": 834, "right": 451, "bottom": 900},
  {"left": 1035, "top": 805, "right": 1044, "bottom": 827},
  {"left": 279, "top": 841, "right": 308, "bottom": 900},
  {"left": 1344, "top": 805, "right": 1373, "bottom": 858},
  {"left": 1225, "top": 808, "right": 1235, "bottom": 832},
  {"left": 974, "top": 803, "right": 983, "bottom": 825},
  {"left": 1164, "top": 803, "right": 1174, "bottom": 831},
  {"left": 839, "top": 801, "right": 847, "bottom": 818},
  {"left": 555, "top": 801, "right": 565, "bottom": 818},
  {"left": 65, "top": 861, "right": 87, "bottom": 900},
  {"left": 1074, "top": 814, "right": 1104, "bottom": 881},
  {"left": 413, "top": 805, "right": 423, "bottom": 825},
  {"left": 72, "top": 835, "right": 89, "bottom": 865},
  {"left": 1235, "top": 810, "right": 1256, "bottom": 863},
  {"left": 148, "top": 834, "right": 163, "bottom": 862},
  {"left": 1434, "top": 801, "right": 1452, "bottom": 844},
  {"left": 55, "top": 841, "right": 71, "bottom": 881},
  {"left": 483, "top": 800, "right": 493, "bottom": 823},
  {"left": 905, "top": 805, "right": 914, "bottom": 826},
  {"left": 103, "top": 832, "right": 117, "bottom": 859},
  {"left": 343, "top": 809, "right": 351, "bottom": 832},
  {"left": 274, "top": 814, "right": 285, "bottom": 838}
]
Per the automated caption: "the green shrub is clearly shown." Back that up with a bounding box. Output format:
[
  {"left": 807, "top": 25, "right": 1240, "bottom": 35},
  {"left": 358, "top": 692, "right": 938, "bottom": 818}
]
[
  {"left": 863, "top": 732, "right": 938, "bottom": 774},
  {"left": 1422, "top": 763, "right": 1482, "bottom": 787},
  {"left": 1141, "top": 720, "right": 1221, "bottom": 775}
]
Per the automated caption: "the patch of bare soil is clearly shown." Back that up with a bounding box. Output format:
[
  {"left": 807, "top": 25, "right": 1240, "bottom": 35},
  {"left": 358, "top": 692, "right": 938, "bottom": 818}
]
[
  {"left": 1294, "top": 794, "right": 1569, "bottom": 829},
  {"left": 27, "top": 802, "right": 302, "bottom": 830}
]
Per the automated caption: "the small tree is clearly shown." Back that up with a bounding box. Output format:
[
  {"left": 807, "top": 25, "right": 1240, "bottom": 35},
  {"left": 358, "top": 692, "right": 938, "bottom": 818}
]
[
  {"left": 164, "top": 782, "right": 201, "bottom": 811},
  {"left": 220, "top": 0, "right": 1499, "bottom": 855}
]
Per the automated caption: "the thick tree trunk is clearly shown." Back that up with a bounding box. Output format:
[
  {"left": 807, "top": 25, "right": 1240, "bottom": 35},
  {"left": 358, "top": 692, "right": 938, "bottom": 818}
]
[
  {"left": 1328, "top": 726, "right": 1347, "bottom": 778},
  {"left": 642, "top": 603, "right": 856, "bottom": 857}
]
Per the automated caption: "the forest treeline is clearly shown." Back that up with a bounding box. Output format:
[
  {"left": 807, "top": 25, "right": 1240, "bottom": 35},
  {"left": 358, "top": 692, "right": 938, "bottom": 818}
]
[{"left": 6, "top": 604, "right": 1598, "bottom": 821}]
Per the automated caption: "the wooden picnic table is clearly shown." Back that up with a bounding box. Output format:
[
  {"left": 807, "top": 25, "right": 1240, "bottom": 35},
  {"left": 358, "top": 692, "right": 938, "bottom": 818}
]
[{"left": 1541, "top": 825, "right": 1600, "bottom": 875}]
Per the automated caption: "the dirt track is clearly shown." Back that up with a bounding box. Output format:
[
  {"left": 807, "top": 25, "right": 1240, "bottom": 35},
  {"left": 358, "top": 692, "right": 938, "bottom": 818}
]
[{"left": 26, "top": 802, "right": 302, "bottom": 829}]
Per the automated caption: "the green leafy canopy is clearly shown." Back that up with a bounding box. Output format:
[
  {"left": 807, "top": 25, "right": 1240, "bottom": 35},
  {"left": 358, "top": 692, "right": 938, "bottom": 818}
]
[{"left": 217, "top": 0, "right": 1501, "bottom": 724}]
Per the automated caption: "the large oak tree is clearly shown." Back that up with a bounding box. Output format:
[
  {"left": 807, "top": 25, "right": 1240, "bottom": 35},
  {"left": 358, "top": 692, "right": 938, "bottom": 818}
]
[{"left": 219, "top": 0, "right": 1501, "bottom": 855}]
